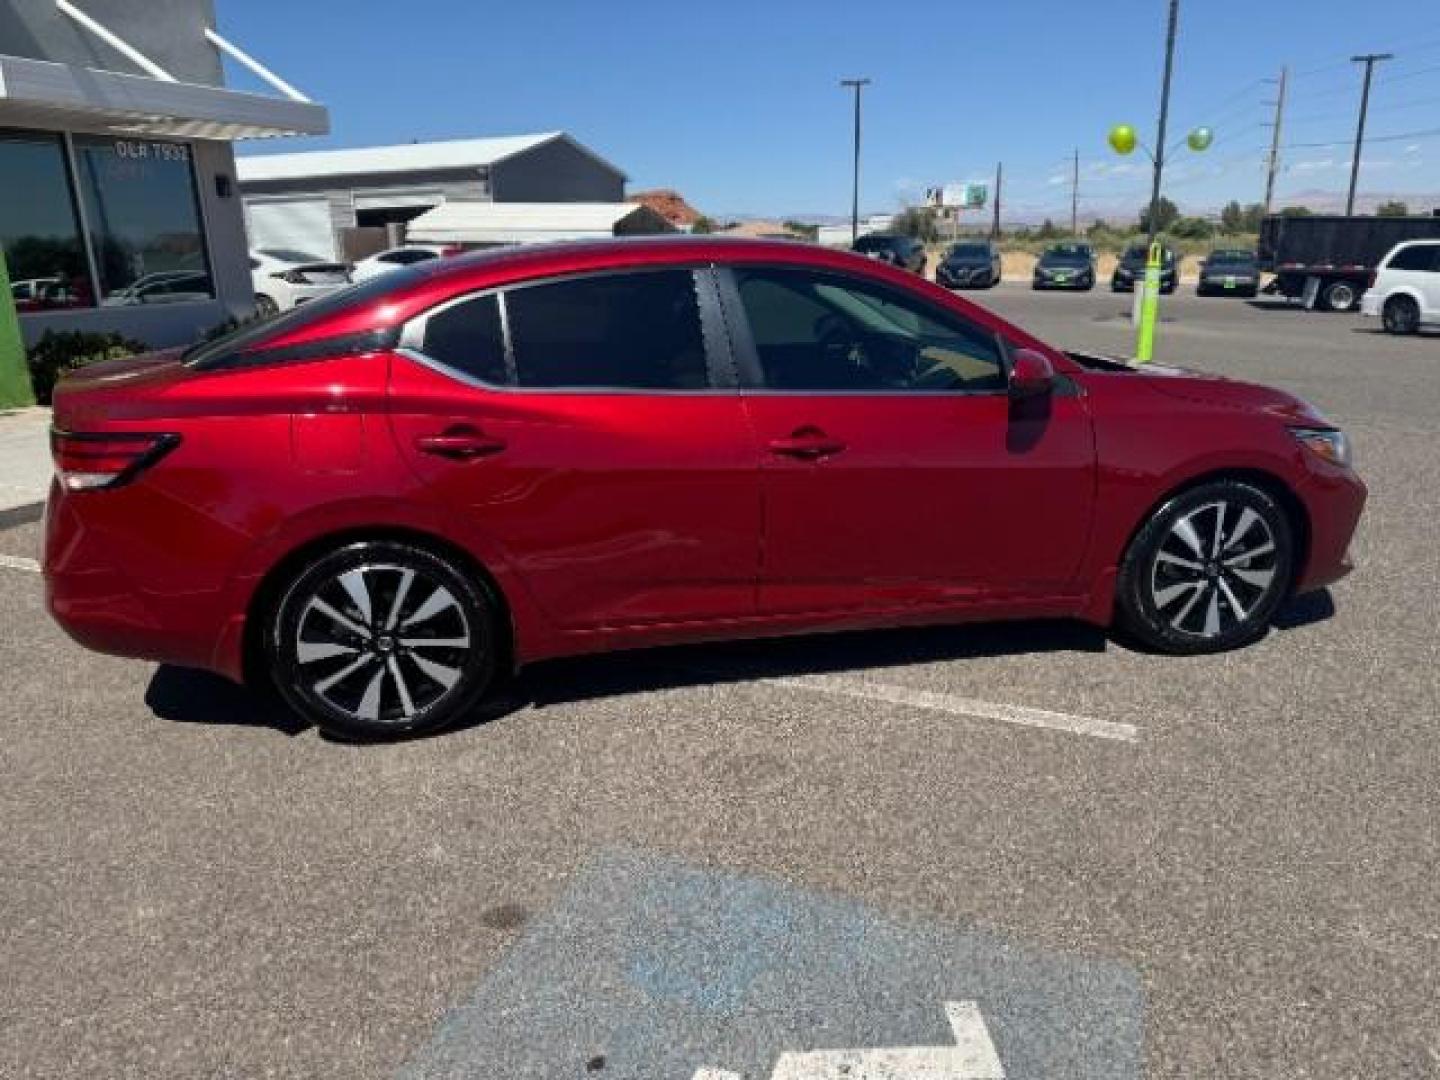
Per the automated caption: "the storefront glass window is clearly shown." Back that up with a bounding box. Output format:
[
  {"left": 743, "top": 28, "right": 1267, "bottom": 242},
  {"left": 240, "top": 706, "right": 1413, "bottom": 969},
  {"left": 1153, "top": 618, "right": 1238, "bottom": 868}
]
[
  {"left": 73, "top": 136, "right": 213, "bottom": 307},
  {"left": 0, "top": 131, "right": 94, "bottom": 312}
]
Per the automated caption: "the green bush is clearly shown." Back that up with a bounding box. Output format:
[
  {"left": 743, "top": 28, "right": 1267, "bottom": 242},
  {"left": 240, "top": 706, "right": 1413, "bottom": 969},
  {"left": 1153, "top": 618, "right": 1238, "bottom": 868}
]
[{"left": 26, "top": 330, "right": 147, "bottom": 405}]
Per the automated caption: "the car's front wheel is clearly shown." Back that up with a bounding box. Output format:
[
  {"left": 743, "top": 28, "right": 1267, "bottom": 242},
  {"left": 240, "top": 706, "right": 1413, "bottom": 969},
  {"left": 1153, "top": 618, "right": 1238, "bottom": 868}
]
[
  {"left": 1116, "top": 481, "right": 1293, "bottom": 654},
  {"left": 266, "top": 540, "right": 499, "bottom": 740},
  {"left": 254, "top": 293, "right": 279, "bottom": 317}
]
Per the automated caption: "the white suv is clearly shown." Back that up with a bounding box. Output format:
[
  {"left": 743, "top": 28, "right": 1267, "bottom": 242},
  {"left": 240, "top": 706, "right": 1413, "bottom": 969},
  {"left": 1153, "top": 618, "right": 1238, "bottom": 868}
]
[{"left": 1361, "top": 240, "right": 1440, "bottom": 334}]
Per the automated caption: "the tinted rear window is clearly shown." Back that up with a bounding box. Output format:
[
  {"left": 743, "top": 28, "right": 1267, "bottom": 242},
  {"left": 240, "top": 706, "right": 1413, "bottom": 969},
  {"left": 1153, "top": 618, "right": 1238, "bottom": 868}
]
[
  {"left": 185, "top": 271, "right": 421, "bottom": 369},
  {"left": 505, "top": 269, "right": 709, "bottom": 390},
  {"left": 1387, "top": 245, "right": 1438, "bottom": 271},
  {"left": 421, "top": 293, "right": 508, "bottom": 384}
]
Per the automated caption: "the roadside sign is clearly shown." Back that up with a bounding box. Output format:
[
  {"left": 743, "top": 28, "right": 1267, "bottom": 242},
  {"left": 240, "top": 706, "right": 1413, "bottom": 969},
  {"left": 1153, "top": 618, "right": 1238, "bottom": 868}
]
[
  {"left": 400, "top": 850, "right": 1143, "bottom": 1079},
  {"left": 940, "top": 184, "right": 988, "bottom": 210}
]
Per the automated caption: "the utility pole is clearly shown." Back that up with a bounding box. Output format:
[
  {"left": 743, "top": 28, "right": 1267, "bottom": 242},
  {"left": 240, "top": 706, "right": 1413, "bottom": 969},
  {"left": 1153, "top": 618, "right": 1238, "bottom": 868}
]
[
  {"left": 1262, "top": 65, "right": 1288, "bottom": 218},
  {"left": 1346, "top": 53, "right": 1393, "bottom": 215},
  {"left": 991, "top": 161, "right": 1002, "bottom": 239},
  {"left": 1070, "top": 148, "right": 1080, "bottom": 236},
  {"left": 1146, "top": 0, "right": 1181, "bottom": 242},
  {"left": 840, "top": 77, "right": 871, "bottom": 243}
]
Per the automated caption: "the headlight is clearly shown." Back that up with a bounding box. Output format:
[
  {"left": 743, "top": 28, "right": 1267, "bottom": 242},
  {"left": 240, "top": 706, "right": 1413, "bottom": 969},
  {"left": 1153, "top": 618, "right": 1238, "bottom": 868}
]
[{"left": 1290, "top": 426, "right": 1352, "bottom": 468}]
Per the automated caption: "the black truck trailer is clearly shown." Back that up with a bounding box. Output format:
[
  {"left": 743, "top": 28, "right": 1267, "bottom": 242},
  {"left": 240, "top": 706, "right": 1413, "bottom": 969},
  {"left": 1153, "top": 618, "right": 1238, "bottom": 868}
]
[{"left": 1258, "top": 212, "right": 1440, "bottom": 312}]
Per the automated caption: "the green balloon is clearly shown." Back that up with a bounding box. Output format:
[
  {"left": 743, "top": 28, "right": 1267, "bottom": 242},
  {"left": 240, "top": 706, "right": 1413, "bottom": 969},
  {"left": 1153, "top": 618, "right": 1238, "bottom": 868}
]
[
  {"left": 1187, "top": 126, "right": 1213, "bottom": 151},
  {"left": 1108, "top": 124, "right": 1138, "bottom": 155}
]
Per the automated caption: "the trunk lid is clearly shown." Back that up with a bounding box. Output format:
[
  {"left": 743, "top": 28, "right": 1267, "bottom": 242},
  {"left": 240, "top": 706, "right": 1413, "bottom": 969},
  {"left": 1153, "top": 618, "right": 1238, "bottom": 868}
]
[{"left": 50, "top": 348, "right": 194, "bottom": 429}]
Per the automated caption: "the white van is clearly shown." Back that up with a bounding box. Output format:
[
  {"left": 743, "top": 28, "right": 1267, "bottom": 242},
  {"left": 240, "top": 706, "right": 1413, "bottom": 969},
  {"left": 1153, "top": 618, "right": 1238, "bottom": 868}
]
[{"left": 1361, "top": 240, "right": 1440, "bottom": 334}]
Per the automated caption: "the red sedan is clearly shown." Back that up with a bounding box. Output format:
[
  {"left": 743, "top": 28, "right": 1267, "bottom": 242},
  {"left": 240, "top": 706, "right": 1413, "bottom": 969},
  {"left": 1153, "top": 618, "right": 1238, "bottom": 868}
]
[{"left": 44, "top": 238, "right": 1365, "bottom": 740}]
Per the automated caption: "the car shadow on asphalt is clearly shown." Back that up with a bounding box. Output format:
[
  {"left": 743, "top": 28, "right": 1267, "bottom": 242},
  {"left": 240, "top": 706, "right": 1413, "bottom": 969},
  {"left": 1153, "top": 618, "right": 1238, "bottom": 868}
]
[
  {"left": 143, "top": 595, "right": 1336, "bottom": 741},
  {"left": 141, "top": 619, "right": 1107, "bottom": 741},
  {"left": 1350, "top": 326, "right": 1437, "bottom": 337},
  {"left": 144, "top": 667, "right": 312, "bottom": 736},
  {"left": 1272, "top": 588, "right": 1336, "bottom": 631},
  {"left": 506, "top": 619, "right": 1108, "bottom": 715}
]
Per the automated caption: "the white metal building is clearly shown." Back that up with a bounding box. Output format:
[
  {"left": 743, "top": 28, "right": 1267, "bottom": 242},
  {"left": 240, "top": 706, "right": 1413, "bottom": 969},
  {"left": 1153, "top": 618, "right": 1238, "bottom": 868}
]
[
  {"left": 405, "top": 201, "right": 674, "bottom": 246},
  {"left": 236, "top": 132, "right": 630, "bottom": 259}
]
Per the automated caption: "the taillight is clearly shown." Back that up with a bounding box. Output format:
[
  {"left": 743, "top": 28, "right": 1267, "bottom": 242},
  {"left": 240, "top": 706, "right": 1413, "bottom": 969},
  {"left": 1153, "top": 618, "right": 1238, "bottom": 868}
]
[
  {"left": 51, "top": 430, "right": 179, "bottom": 491},
  {"left": 1367, "top": 269, "right": 1377, "bottom": 289}
]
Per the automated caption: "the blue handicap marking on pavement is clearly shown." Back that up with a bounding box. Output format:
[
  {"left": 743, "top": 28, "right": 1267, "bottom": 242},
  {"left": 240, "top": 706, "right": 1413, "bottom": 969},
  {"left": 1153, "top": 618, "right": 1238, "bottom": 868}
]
[{"left": 399, "top": 849, "right": 1143, "bottom": 1079}]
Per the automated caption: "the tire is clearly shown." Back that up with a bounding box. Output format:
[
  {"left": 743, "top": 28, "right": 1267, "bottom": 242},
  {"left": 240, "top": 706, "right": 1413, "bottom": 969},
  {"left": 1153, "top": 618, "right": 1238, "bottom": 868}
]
[
  {"left": 254, "top": 293, "right": 280, "bottom": 317},
  {"left": 265, "top": 540, "right": 499, "bottom": 740},
  {"left": 1323, "top": 280, "right": 1358, "bottom": 313},
  {"left": 1116, "top": 480, "right": 1293, "bottom": 655},
  {"left": 1382, "top": 294, "right": 1420, "bottom": 334}
]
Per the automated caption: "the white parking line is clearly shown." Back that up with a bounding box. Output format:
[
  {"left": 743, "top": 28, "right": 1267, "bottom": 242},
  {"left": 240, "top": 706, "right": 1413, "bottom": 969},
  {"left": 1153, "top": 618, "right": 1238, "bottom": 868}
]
[
  {"left": 767, "top": 673, "right": 1138, "bottom": 743},
  {"left": 0, "top": 554, "right": 41, "bottom": 574}
]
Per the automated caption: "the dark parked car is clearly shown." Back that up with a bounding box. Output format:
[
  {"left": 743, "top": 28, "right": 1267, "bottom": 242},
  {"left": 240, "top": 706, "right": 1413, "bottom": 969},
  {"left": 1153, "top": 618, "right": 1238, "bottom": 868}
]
[
  {"left": 46, "top": 237, "right": 1365, "bottom": 740},
  {"left": 1197, "top": 249, "right": 1261, "bottom": 297},
  {"left": 852, "top": 233, "right": 927, "bottom": 274},
  {"left": 1112, "top": 243, "right": 1178, "bottom": 293},
  {"left": 936, "top": 241, "right": 1002, "bottom": 289},
  {"left": 1032, "top": 244, "right": 1096, "bottom": 291}
]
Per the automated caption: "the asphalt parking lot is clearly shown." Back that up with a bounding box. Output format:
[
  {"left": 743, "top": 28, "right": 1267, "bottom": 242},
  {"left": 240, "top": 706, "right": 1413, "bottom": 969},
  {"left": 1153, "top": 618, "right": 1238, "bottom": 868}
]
[{"left": 2, "top": 288, "right": 1437, "bottom": 1078}]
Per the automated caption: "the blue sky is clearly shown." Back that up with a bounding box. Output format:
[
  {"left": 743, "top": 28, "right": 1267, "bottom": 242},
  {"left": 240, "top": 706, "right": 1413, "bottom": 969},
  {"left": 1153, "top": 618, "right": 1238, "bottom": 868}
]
[{"left": 224, "top": 1, "right": 1440, "bottom": 222}]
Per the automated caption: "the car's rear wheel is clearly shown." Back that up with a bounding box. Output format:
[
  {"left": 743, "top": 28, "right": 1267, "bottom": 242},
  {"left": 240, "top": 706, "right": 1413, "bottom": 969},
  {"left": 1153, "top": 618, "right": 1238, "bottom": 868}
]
[
  {"left": 1323, "top": 280, "right": 1358, "bottom": 312},
  {"left": 266, "top": 540, "right": 498, "bottom": 740},
  {"left": 1116, "top": 481, "right": 1293, "bottom": 655},
  {"left": 254, "top": 293, "right": 279, "bottom": 317},
  {"left": 1382, "top": 294, "right": 1420, "bottom": 334}
]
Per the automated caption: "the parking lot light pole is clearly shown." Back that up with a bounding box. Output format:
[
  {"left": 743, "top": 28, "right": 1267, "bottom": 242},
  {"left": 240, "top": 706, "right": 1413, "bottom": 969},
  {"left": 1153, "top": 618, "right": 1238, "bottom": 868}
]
[{"left": 841, "top": 78, "right": 871, "bottom": 244}]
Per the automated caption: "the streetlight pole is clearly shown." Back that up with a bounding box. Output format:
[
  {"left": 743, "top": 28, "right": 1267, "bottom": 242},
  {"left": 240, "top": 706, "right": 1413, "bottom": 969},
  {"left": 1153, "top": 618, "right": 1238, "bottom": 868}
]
[
  {"left": 1146, "top": 0, "right": 1181, "bottom": 242},
  {"left": 1069, "top": 148, "right": 1081, "bottom": 236},
  {"left": 1345, "top": 53, "right": 1393, "bottom": 216},
  {"left": 991, "top": 161, "right": 1002, "bottom": 239},
  {"left": 840, "top": 77, "right": 870, "bottom": 244}
]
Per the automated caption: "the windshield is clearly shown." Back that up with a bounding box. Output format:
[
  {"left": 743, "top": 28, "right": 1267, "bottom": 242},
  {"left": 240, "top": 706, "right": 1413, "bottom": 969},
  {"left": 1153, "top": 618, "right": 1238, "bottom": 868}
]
[
  {"left": 853, "top": 235, "right": 900, "bottom": 252},
  {"left": 947, "top": 244, "right": 990, "bottom": 259},
  {"left": 1124, "top": 245, "right": 1174, "bottom": 263},
  {"left": 258, "top": 248, "right": 327, "bottom": 264},
  {"left": 1207, "top": 251, "right": 1254, "bottom": 265},
  {"left": 1041, "top": 246, "right": 1090, "bottom": 265}
]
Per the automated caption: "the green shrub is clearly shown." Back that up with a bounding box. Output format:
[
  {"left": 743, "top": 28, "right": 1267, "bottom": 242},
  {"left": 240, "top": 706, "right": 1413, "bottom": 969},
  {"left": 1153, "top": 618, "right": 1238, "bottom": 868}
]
[{"left": 26, "top": 330, "right": 147, "bottom": 405}]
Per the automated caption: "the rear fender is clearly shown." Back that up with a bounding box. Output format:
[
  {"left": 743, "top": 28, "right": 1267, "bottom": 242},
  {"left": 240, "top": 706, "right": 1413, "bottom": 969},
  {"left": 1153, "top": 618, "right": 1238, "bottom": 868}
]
[{"left": 212, "top": 498, "right": 559, "bottom": 681}]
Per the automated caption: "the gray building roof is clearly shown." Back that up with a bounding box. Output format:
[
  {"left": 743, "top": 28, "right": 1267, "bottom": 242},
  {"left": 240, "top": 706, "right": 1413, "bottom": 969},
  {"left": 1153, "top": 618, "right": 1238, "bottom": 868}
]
[{"left": 237, "top": 131, "right": 627, "bottom": 185}]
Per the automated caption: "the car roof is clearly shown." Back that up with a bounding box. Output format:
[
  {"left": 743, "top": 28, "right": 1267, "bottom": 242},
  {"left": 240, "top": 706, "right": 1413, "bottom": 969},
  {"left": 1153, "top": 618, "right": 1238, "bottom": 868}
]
[
  {"left": 412, "top": 235, "right": 909, "bottom": 289},
  {"left": 251, "top": 235, "right": 1058, "bottom": 359}
]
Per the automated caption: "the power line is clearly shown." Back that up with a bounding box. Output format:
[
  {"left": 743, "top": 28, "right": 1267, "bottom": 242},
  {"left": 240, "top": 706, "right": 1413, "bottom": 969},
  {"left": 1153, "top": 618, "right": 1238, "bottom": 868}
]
[
  {"left": 1280, "top": 124, "right": 1440, "bottom": 150},
  {"left": 1378, "top": 62, "right": 1440, "bottom": 86}
]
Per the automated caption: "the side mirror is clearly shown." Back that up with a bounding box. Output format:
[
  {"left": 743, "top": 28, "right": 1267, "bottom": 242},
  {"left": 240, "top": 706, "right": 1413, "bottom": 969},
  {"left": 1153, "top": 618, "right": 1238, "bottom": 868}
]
[{"left": 1008, "top": 348, "right": 1056, "bottom": 400}]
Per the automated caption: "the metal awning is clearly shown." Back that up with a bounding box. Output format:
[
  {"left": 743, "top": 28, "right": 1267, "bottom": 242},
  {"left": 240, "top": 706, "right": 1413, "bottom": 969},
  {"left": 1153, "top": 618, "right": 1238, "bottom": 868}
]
[{"left": 0, "top": 53, "right": 329, "bottom": 140}]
